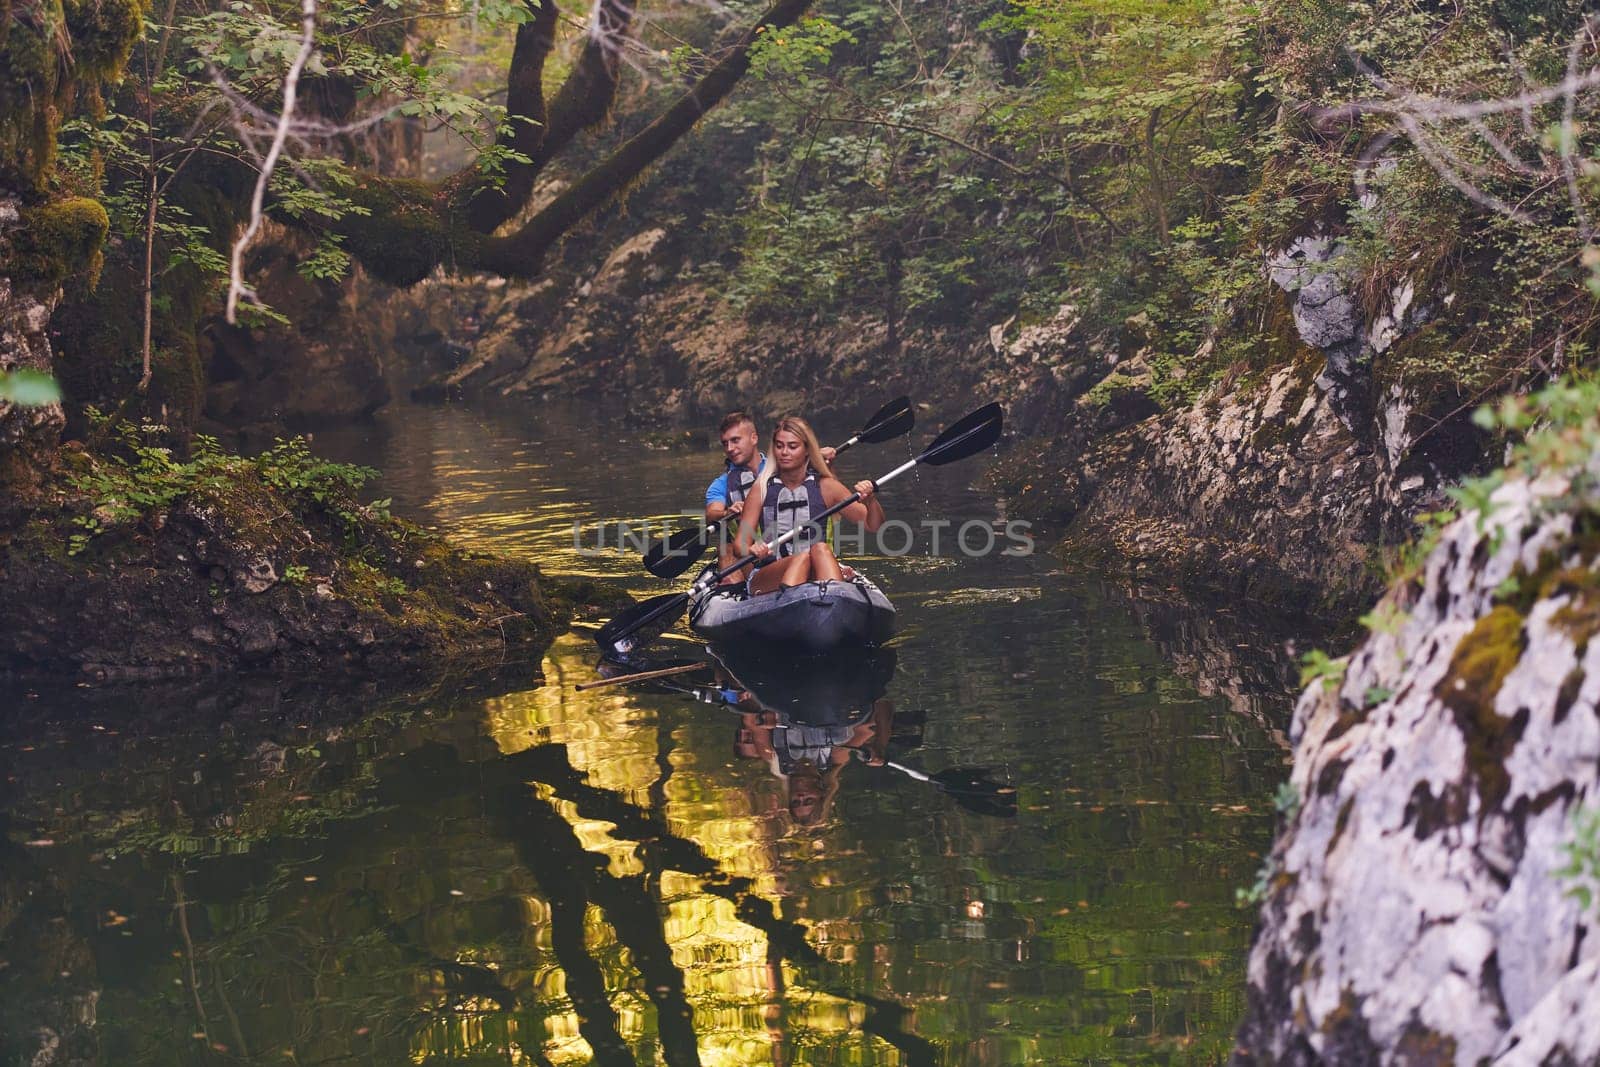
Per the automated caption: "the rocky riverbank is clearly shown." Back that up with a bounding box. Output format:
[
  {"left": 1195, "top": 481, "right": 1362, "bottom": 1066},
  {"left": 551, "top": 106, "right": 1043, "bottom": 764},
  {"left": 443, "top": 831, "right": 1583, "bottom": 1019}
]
[{"left": 0, "top": 437, "right": 619, "bottom": 682}]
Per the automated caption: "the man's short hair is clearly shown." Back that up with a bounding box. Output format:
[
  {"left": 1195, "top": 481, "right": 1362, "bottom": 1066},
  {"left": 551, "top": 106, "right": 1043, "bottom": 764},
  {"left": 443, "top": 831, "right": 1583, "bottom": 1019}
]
[{"left": 719, "top": 411, "right": 756, "bottom": 436}]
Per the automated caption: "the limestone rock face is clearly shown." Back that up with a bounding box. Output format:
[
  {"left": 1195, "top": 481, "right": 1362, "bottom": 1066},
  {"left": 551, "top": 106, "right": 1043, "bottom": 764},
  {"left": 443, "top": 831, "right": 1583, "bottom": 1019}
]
[
  {"left": 1233, "top": 469, "right": 1600, "bottom": 1063},
  {"left": 501, "top": 227, "right": 677, "bottom": 397},
  {"left": 993, "top": 304, "right": 1114, "bottom": 429},
  {"left": 998, "top": 353, "right": 1401, "bottom": 608},
  {"left": 1268, "top": 236, "right": 1362, "bottom": 358},
  {"left": 427, "top": 278, "right": 562, "bottom": 397}
]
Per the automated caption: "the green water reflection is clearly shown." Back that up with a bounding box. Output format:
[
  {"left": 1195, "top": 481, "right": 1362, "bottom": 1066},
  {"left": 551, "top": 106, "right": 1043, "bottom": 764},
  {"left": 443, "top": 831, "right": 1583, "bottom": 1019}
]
[{"left": 1, "top": 400, "right": 1295, "bottom": 1065}]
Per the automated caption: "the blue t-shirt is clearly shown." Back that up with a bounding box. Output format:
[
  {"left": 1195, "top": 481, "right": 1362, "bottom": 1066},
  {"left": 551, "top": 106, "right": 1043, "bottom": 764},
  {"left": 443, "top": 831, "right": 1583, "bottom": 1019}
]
[{"left": 706, "top": 454, "right": 765, "bottom": 507}]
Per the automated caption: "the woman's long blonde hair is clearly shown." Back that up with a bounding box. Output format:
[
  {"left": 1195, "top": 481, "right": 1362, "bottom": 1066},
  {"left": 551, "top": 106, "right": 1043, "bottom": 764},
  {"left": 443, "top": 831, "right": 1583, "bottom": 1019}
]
[{"left": 765, "top": 414, "right": 836, "bottom": 483}]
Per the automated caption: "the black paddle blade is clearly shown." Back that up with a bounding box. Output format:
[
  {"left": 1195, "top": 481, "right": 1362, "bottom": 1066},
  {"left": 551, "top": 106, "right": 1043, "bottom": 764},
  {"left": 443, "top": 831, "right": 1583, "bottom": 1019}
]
[
  {"left": 594, "top": 592, "right": 689, "bottom": 655},
  {"left": 857, "top": 395, "right": 915, "bottom": 445},
  {"left": 931, "top": 767, "right": 1019, "bottom": 818},
  {"left": 918, "top": 402, "right": 1003, "bottom": 467},
  {"left": 643, "top": 522, "right": 716, "bottom": 579}
]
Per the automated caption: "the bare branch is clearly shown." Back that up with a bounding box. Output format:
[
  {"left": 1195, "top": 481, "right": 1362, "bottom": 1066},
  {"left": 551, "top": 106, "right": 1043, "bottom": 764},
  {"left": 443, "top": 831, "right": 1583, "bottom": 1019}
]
[
  {"left": 226, "top": 0, "right": 319, "bottom": 325},
  {"left": 1399, "top": 114, "right": 1532, "bottom": 222},
  {"left": 1466, "top": 117, "right": 1539, "bottom": 176},
  {"left": 1310, "top": 24, "right": 1600, "bottom": 233},
  {"left": 208, "top": 72, "right": 412, "bottom": 141},
  {"left": 1302, "top": 67, "right": 1600, "bottom": 128}
]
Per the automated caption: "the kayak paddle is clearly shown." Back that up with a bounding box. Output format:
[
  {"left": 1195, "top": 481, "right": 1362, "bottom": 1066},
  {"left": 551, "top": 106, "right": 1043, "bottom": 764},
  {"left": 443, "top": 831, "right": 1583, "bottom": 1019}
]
[
  {"left": 596, "top": 401, "right": 1003, "bottom": 655},
  {"left": 868, "top": 757, "right": 1019, "bottom": 818},
  {"left": 573, "top": 661, "right": 713, "bottom": 691},
  {"left": 642, "top": 395, "right": 915, "bottom": 580}
]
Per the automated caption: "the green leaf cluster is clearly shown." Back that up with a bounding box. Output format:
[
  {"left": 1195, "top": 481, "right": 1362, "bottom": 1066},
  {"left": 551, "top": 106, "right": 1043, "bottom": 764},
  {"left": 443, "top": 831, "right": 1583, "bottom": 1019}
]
[
  {"left": 65, "top": 411, "right": 390, "bottom": 555},
  {"left": 1298, "top": 648, "right": 1347, "bottom": 691}
]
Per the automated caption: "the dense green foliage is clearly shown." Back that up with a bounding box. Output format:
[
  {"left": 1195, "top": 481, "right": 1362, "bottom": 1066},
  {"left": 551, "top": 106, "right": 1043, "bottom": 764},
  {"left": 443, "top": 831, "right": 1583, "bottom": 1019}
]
[
  {"left": 64, "top": 412, "right": 388, "bottom": 554},
  {"left": 642, "top": 0, "right": 1600, "bottom": 410},
  {"left": 18, "top": 0, "right": 1600, "bottom": 426}
]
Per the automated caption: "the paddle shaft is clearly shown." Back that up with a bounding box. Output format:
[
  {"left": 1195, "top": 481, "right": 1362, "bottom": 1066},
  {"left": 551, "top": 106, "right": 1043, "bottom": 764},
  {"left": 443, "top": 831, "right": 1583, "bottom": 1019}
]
[
  {"left": 882, "top": 758, "right": 932, "bottom": 783},
  {"left": 574, "top": 661, "right": 711, "bottom": 691},
  {"left": 706, "top": 455, "right": 918, "bottom": 586}
]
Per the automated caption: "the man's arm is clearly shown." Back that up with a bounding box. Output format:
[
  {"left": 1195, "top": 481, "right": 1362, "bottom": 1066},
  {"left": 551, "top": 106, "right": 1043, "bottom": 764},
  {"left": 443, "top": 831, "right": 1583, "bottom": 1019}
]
[{"left": 704, "top": 473, "right": 730, "bottom": 522}]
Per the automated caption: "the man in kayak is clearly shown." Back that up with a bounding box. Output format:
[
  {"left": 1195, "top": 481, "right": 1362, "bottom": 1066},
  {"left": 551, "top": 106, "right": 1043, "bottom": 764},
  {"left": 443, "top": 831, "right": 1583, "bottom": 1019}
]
[
  {"left": 704, "top": 411, "right": 764, "bottom": 524},
  {"left": 734, "top": 414, "right": 882, "bottom": 594}
]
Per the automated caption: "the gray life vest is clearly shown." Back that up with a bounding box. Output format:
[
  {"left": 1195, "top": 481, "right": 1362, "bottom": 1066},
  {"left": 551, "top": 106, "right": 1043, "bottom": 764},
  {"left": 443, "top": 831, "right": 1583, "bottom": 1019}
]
[
  {"left": 726, "top": 460, "right": 759, "bottom": 506},
  {"left": 760, "top": 469, "right": 829, "bottom": 558},
  {"left": 773, "top": 721, "right": 855, "bottom": 775}
]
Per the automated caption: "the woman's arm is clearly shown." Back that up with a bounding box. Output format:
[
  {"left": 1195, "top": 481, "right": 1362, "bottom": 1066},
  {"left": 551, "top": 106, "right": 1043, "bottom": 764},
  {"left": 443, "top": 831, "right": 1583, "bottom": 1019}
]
[{"left": 820, "top": 477, "right": 885, "bottom": 531}]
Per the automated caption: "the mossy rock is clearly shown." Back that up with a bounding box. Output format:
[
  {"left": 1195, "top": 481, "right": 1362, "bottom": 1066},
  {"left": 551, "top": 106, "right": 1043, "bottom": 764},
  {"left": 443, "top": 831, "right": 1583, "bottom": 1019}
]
[
  {"left": 51, "top": 191, "right": 221, "bottom": 442},
  {"left": 1435, "top": 604, "right": 1528, "bottom": 810},
  {"left": 62, "top": 0, "right": 147, "bottom": 81},
  {"left": 8, "top": 197, "right": 109, "bottom": 291},
  {"left": 0, "top": 0, "right": 146, "bottom": 191}
]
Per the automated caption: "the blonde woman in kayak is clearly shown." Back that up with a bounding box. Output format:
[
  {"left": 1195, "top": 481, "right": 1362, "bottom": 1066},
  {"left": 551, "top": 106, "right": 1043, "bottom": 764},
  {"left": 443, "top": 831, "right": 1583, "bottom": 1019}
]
[{"left": 731, "top": 414, "right": 885, "bottom": 596}]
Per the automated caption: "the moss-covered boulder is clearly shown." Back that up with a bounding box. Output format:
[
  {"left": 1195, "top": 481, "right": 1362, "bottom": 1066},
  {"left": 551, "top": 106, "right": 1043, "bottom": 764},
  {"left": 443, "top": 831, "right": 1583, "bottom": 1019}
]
[{"left": 1, "top": 0, "right": 146, "bottom": 193}]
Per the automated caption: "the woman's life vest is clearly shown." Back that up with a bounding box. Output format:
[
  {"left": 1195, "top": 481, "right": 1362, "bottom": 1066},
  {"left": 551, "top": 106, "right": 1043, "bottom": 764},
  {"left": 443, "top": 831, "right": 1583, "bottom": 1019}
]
[{"left": 760, "top": 469, "right": 829, "bottom": 558}]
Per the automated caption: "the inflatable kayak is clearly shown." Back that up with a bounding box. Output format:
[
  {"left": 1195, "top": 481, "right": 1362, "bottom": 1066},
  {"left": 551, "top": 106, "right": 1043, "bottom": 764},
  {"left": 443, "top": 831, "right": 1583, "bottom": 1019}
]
[{"left": 689, "top": 574, "right": 897, "bottom": 652}]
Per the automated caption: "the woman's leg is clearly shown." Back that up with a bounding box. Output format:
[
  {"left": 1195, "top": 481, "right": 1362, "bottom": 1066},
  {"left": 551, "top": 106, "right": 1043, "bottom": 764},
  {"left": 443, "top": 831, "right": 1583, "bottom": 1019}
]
[
  {"left": 807, "top": 542, "right": 844, "bottom": 582},
  {"left": 785, "top": 549, "right": 815, "bottom": 586},
  {"left": 748, "top": 554, "right": 808, "bottom": 595}
]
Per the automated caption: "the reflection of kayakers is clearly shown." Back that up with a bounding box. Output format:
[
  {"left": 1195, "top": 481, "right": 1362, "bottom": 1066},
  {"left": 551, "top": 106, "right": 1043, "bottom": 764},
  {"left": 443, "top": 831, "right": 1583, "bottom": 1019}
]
[
  {"left": 714, "top": 648, "right": 897, "bottom": 826},
  {"left": 733, "top": 698, "right": 895, "bottom": 826},
  {"left": 732, "top": 415, "right": 884, "bottom": 595}
]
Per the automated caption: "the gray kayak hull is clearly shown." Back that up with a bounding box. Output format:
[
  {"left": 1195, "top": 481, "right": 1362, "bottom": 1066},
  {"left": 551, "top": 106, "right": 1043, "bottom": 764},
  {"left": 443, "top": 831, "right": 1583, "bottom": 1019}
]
[{"left": 689, "top": 577, "right": 897, "bottom": 651}]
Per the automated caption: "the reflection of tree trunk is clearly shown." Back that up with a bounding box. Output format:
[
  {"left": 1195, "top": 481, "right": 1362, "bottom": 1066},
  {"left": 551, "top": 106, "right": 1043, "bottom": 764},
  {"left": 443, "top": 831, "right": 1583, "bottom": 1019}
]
[
  {"left": 172, "top": 872, "right": 216, "bottom": 1050},
  {"left": 500, "top": 778, "right": 701, "bottom": 1066},
  {"left": 211, "top": 962, "right": 252, "bottom": 1059},
  {"left": 543, "top": 880, "right": 638, "bottom": 1066},
  {"left": 506, "top": 744, "right": 939, "bottom": 1063},
  {"left": 762, "top": 929, "right": 791, "bottom": 1067}
]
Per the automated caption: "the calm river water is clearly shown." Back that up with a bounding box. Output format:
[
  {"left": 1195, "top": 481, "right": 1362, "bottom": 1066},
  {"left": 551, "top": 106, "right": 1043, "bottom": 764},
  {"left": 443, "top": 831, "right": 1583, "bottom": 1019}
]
[{"left": 1, "top": 398, "right": 1301, "bottom": 1065}]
